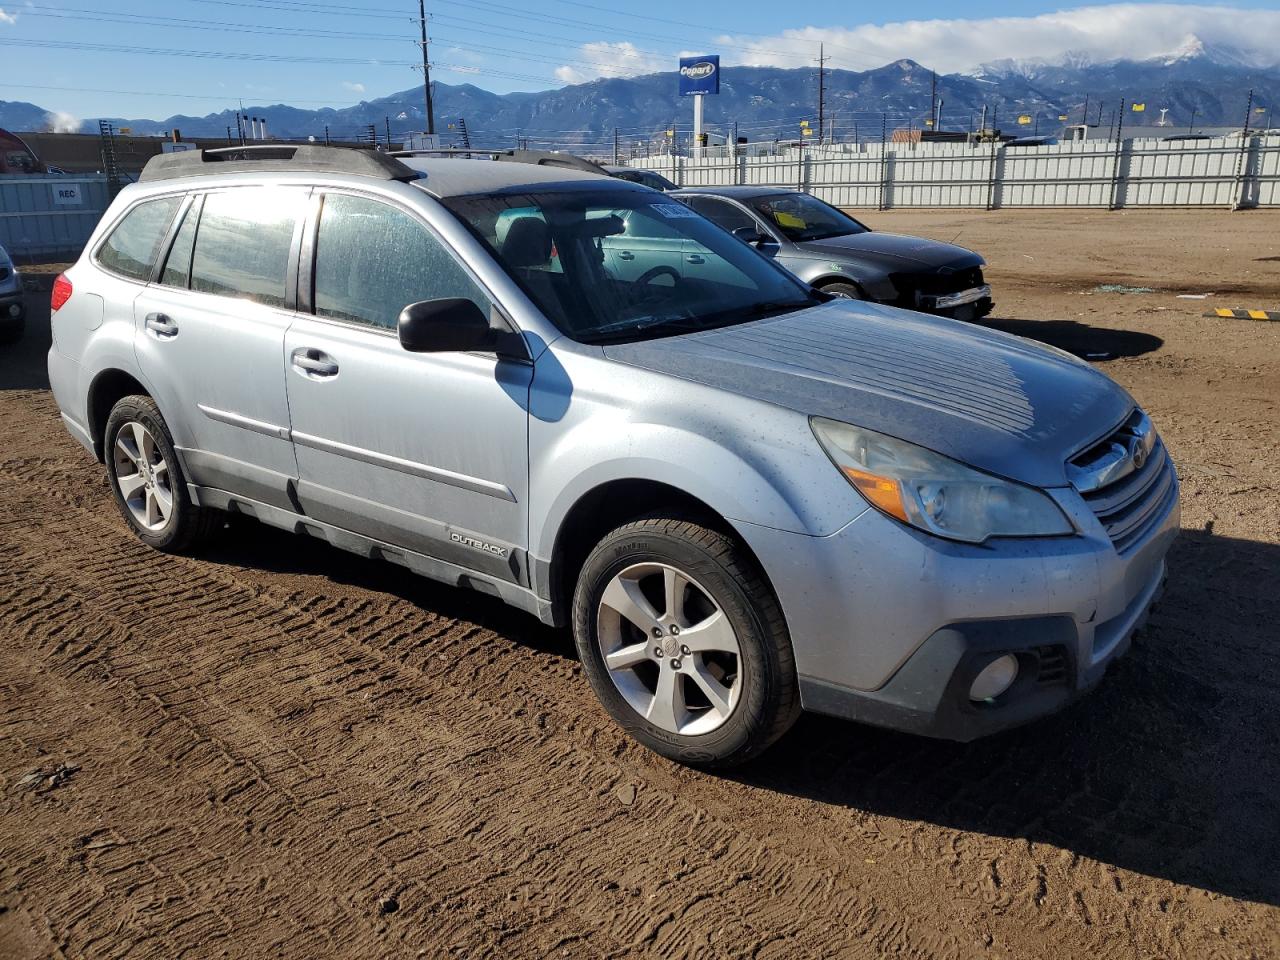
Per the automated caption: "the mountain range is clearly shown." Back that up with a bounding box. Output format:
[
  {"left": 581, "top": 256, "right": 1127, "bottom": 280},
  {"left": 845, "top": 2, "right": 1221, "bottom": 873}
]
[{"left": 2, "top": 48, "right": 1276, "bottom": 151}]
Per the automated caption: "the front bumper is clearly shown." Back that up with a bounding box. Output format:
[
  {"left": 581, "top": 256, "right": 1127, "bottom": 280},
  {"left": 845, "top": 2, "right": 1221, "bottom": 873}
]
[{"left": 733, "top": 471, "right": 1180, "bottom": 741}]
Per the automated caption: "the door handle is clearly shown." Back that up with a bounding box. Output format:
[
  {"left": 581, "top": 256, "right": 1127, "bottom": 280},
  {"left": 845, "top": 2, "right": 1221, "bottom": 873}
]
[
  {"left": 291, "top": 347, "right": 339, "bottom": 378},
  {"left": 685, "top": 254, "right": 705, "bottom": 264},
  {"left": 144, "top": 312, "right": 178, "bottom": 338},
  {"left": 616, "top": 250, "right": 635, "bottom": 260}
]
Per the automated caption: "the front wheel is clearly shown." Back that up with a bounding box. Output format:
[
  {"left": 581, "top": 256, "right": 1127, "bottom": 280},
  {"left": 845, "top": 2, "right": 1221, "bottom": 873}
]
[
  {"left": 821, "top": 281, "right": 863, "bottom": 300},
  {"left": 572, "top": 516, "right": 800, "bottom": 768}
]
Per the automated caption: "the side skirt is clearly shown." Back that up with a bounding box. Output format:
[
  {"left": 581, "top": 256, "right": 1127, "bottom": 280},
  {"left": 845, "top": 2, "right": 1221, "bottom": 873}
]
[{"left": 189, "top": 484, "right": 556, "bottom": 626}]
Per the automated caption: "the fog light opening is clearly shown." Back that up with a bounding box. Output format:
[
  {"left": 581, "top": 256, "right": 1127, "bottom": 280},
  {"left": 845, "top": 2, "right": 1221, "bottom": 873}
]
[{"left": 969, "top": 654, "right": 1020, "bottom": 703}]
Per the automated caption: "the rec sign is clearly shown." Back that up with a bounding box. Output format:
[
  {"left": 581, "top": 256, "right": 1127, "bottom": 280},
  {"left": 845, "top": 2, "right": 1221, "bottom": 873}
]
[
  {"left": 51, "top": 183, "right": 82, "bottom": 206},
  {"left": 678, "top": 55, "right": 720, "bottom": 96}
]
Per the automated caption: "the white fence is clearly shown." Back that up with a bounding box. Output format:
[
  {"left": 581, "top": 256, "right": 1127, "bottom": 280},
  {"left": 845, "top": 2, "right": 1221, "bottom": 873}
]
[
  {"left": 630, "top": 135, "right": 1280, "bottom": 209},
  {"left": 0, "top": 175, "right": 112, "bottom": 260}
]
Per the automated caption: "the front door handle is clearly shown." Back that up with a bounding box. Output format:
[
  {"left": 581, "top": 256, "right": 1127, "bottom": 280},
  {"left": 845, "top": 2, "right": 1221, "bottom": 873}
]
[
  {"left": 145, "top": 312, "right": 178, "bottom": 338},
  {"left": 291, "top": 347, "right": 339, "bottom": 379},
  {"left": 616, "top": 250, "right": 635, "bottom": 261},
  {"left": 685, "top": 254, "right": 705, "bottom": 264}
]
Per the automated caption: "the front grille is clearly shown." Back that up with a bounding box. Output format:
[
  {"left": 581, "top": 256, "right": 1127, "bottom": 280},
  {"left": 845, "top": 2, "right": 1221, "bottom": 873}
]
[
  {"left": 1070, "top": 411, "right": 1175, "bottom": 553},
  {"left": 889, "top": 265, "right": 985, "bottom": 301}
]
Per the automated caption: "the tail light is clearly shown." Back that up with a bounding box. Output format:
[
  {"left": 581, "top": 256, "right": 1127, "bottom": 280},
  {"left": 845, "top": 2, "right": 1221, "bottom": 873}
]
[{"left": 51, "top": 274, "right": 72, "bottom": 312}]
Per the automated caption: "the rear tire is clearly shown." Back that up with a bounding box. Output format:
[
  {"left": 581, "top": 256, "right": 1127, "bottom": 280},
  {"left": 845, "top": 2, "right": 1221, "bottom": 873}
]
[
  {"left": 572, "top": 516, "right": 800, "bottom": 768},
  {"left": 104, "top": 395, "right": 219, "bottom": 553}
]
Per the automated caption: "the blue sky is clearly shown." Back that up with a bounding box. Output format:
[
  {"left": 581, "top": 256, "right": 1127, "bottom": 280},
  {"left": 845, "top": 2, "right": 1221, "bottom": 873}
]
[{"left": 2, "top": 1, "right": 1279, "bottom": 123}]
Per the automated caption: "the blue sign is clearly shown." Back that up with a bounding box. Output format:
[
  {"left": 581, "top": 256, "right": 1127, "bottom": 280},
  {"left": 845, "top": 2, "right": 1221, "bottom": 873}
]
[{"left": 678, "top": 55, "right": 720, "bottom": 96}]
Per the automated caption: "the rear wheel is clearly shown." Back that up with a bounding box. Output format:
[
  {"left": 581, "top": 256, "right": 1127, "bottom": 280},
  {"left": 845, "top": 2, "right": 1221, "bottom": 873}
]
[
  {"left": 572, "top": 516, "right": 800, "bottom": 768},
  {"left": 104, "top": 395, "right": 219, "bottom": 552}
]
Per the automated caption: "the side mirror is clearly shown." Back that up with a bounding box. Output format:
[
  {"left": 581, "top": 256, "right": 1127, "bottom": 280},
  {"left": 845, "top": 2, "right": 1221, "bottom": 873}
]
[
  {"left": 398, "top": 298, "right": 496, "bottom": 353},
  {"left": 731, "top": 226, "right": 771, "bottom": 247}
]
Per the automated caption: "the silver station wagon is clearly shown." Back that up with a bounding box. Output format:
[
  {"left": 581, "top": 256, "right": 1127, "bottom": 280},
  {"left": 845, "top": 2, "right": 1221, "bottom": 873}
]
[{"left": 48, "top": 146, "right": 1179, "bottom": 767}]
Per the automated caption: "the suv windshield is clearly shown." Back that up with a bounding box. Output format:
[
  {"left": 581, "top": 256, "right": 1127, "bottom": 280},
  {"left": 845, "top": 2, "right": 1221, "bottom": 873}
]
[
  {"left": 442, "top": 187, "right": 820, "bottom": 344},
  {"left": 747, "top": 193, "right": 868, "bottom": 242}
]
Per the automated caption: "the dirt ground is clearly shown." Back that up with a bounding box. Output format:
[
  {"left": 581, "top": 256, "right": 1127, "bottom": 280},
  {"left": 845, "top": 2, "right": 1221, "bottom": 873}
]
[{"left": 1, "top": 208, "right": 1278, "bottom": 960}]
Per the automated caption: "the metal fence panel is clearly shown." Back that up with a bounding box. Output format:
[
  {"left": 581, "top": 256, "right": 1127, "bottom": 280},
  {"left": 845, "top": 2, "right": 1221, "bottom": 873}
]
[
  {"left": 0, "top": 175, "right": 110, "bottom": 260},
  {"left": 630, "top": 136, "right": 1280, "bottom": 210}
]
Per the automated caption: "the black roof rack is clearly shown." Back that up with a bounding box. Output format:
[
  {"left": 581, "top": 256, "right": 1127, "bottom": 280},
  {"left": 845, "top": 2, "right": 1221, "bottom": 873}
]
[
  {"left": 139, "top": 144, "right": 420, "bottom": 183},
  {"left": 387, "top": 147, "right": 603, "bottom": 174}
]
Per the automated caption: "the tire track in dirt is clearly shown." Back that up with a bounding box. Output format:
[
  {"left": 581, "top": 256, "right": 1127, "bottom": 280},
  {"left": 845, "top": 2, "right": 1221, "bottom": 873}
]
[
  {"left": 0, "top": 484, "right": 963, "bottom": 958},
  {"left": 3, "top": 387, "right": 1277, "bottom": 959}
]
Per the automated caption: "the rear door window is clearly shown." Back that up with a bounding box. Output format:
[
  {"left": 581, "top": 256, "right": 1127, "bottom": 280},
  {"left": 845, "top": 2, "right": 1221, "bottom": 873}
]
[
  {"left": 682, "top": 196, "right": 759, "bottom": 235},
  {"left": 189, "top": 189, "right": 304, "bottom": 307},
  {"left": 159, "top": 197, "right": 201, "bottom": 289},
  {"left": 312, "top": 192, "right": 490, "bottom": 331},
  {"left": 97, "top": 196, "right": 182, "bottom": 282}
]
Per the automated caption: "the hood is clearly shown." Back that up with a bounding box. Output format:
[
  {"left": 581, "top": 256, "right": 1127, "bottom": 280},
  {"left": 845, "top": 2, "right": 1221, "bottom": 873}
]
[
  {"left": 603, "top": 302, "right": 1133, "bottom": 489},
  {"left": 799, "top": 231, "right": 983, "bottom": 271}
]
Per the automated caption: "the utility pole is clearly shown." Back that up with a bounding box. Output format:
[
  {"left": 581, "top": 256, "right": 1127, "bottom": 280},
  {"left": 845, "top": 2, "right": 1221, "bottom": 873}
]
[
  {"left": 815, "top": 43, "right": 827, "bottom": 144},
  {"left": 613, "top": 127, "right": 620, "bottom": 164},
  {"left": 385, "top": 115, "right": 392, "bottom": 147},
  {"left": 1083, "top": 93, "right": 1090, "bottom": 126},
  {"left": 930, "top": 71, "right": 937, "bottom": 129},
  {"left": 1188, "top": 107, "right": 1196, "bottom": 135},
  {"left": 418, "top": 0, "right": 435, "bottom": 135},
  {"left": 324, "top": 124, "right": 330, "bottom": 145}
]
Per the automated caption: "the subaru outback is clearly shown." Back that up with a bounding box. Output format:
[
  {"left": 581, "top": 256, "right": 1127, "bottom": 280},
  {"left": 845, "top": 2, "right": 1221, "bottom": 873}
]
[{"left": 47, "top": 146, "right": 1179, "bottom": 767}]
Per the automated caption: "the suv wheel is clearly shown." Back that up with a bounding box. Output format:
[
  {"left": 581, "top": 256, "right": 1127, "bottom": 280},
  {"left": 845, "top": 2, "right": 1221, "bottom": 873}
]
[
  {"left": 572, "top": 516, "right": 800, "bottom": 768},
  {"left": 104, "top": 395, "right": 218, "bottom": 552}
]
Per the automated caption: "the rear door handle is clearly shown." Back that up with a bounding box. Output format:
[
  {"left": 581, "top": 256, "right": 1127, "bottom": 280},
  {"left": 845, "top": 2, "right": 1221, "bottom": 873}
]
[
  {"left": 616, "top": 250, "right": 635, "bottom": 260},
  {"left": 685, "top": 254, "right": 705, "bottom": 264},
  {"left": 291, "top": 347, "right": 339, "bottom": 378},
  {"left": 144, "top": 312, "right": 178, "bottom": 338}
]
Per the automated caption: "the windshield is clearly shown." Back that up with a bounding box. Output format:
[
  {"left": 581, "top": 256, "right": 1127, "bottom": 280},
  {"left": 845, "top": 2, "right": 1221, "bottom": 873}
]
[
  {"left": 443, "top": 187, "right": 821, "bottom": 344},
  {"left": 747, "top": 193, "right": 869, "bottom": 242}
]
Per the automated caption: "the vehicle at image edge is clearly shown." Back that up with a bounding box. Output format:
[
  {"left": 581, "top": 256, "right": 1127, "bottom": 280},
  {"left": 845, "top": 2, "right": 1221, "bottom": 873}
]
[
  {"left": 46, "top": 145, "right": 1179, "bottom": 768},
  {"left": 671, "top": 186, "right": 995, "bottom": 321},
  {"left": 604, "top": 166, "right": 678, "bottom": 192},
  {"left": 0, "top": 243, "right": 24, "bottom": 341}
]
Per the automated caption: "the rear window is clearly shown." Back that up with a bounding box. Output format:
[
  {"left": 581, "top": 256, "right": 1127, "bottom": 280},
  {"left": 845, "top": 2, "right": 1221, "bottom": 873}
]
[
  {"left": 96, "top": 196, "right": 182, "bottom": 282},
  {"left": 189, "top": 189, "right": 304, "bottom": 307}
]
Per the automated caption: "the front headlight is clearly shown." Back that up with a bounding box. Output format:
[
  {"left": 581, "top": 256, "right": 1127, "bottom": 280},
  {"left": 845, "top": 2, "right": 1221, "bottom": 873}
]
[{"left": 811, "top": 417, "right": 1073, "bottom": 544}]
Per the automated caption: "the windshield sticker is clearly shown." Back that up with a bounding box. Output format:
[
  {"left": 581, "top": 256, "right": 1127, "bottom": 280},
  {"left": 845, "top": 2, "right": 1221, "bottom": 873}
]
[{"left": 652, "top": 203, "right": 699, "bottom": 218}]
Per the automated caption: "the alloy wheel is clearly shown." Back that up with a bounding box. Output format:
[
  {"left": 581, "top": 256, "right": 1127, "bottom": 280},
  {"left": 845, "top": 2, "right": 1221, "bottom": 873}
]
[
  {"left": 112, "top": 421, "right": 174, "bottom": 532},
  {"left": 596, "top": 562, "right": 742, "bottom": 735}
]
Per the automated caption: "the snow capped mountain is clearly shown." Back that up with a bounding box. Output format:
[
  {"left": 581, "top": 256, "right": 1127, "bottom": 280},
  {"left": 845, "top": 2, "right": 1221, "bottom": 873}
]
[{"left": 973, "top": 37, "right": 1274, "bottom": 79}]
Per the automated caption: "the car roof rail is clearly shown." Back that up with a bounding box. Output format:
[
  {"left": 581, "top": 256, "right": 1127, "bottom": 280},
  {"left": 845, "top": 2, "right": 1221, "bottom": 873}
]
[
  {"left": 387, "top": 147, "right": 604, "bottom": 174},
  {"left": 139, "top": 144, "right": 420, "bottom": 183}
]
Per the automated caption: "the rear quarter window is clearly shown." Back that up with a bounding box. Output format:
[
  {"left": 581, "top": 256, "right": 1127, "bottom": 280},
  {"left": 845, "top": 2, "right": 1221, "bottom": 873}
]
[{"left": 96, "top": 196, "right": 182, "bottom": 282}]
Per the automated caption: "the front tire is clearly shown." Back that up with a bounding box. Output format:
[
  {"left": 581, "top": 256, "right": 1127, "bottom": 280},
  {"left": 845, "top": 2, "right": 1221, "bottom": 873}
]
[
  {"left": 104, "top": 395, "right": 219, "bottom": 552},
  {"left": 821, "top": 281, "right": 863, "bottom": 300},
  {"left": 572, "top": 516, "right": 800, "bottom": 768}
]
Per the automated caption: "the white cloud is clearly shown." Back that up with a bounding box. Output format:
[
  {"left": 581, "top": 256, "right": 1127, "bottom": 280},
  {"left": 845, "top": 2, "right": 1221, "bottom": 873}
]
[
  {"left": 555, "top": 41, "right": 670, "bottom": 84},
  {"left": 716, "top": 4, "right": 1280, "bottom": 75},
  {"left": 43, "top": 111, "right": 80, "bottom": 133},
  {"left": 343, "top": 81, "right": 366, "bottom": 93},
  {"left": 0, "top": 7, "right": 17, "bottom": 25},
  {"left": 554, "top": 4, "right": 1280, "bottom": 85}
]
